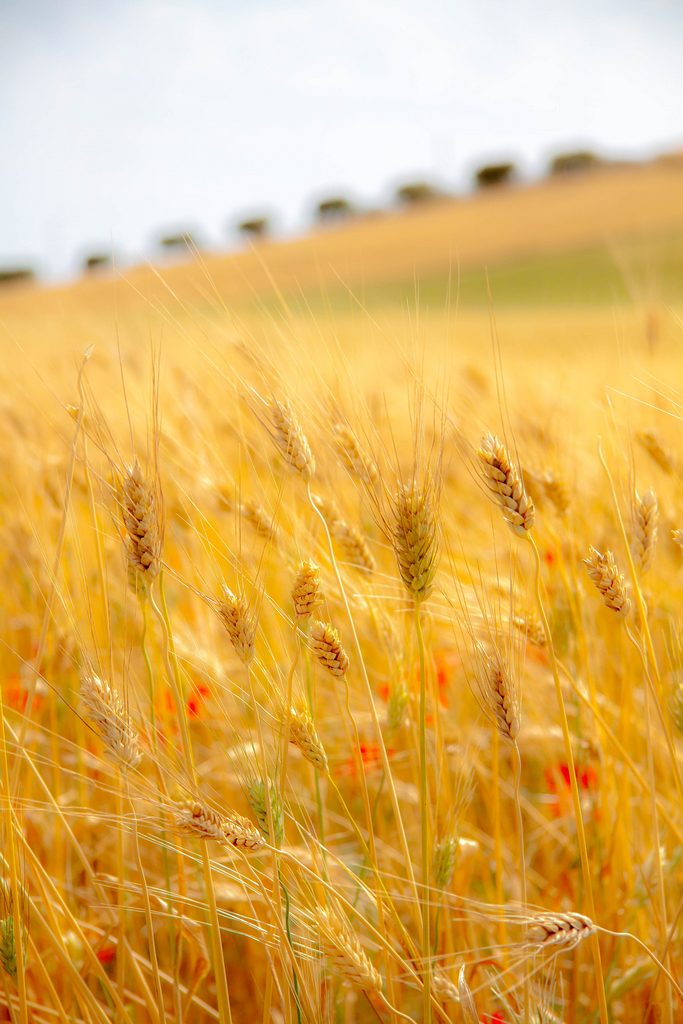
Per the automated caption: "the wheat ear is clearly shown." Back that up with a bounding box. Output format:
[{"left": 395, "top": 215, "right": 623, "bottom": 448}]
[
  {"left": 632, "top": 488, "right": 658, "bottom": 574},
  {"left": 217, "top": 585, "right": 257, "bottom": 665},
  {"left": 80, "top": 671, "right": 142, "bottom": 769},
  {"left": 392, "top": 479, "right": 439, "bottom": 601},
  {"left": 316, "top": 909, "right": 382, "bottom": 992},
  {"left": 526, "top": 911, "right": 595, "bottom": 951},
  {"left": 121, "top": 460, "right": 162, "bottom": 587},
  {"left": 175, "top": 800, "right": 264, "bottom": 851},
  {"left": 583, "top": 546, "right": 631, "bottom": 615},
  {"left": 0, "top": 910, "right": 17, "bottom": 980},
  {"left": 292, "top": 560, "right": 321, "bottom": 619},
  {"left": 287, "top": 706, "right": 328, "bottom": 773},
  {"left": 268, "top": 396, "right": 315, "bottom": 480},
  {"left": 512, "top": 613, "right": 546, "bottom": 647},
  {"left": 543, "top": 471, "right": 570, "bottom": 516},
  {"left": 332, "top": 519, "right": 376, "bottom": 572},
  {"left": 333, "top": 423, "right": 378, "bottom": 485},
  {"left": 637, "top": 429, "right": 674, "bottom": 475},
  {"left": 477, "top": 433, "right": 535, "bottom": 535},
  {"left": 457, "top": 965, "right": 479, "bottom": 1022},
  {"left": 473, "top": 649, "right": 521, "bottom": 742},
  {"left": 309, "top": 621, "right": 349, "bottom": 677}
]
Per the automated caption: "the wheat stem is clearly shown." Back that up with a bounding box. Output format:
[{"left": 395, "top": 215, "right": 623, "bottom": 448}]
[
  {"left": 152, "top": 573, "right": 233, "bottom": 1024},
  {"left": 0, "top": 693, "right": 28, "bottom": 1024},
  {"left": 529, "top": 534, "right": 609, "bottom": 1024},
  {"left": 414, "top": 601, "right": 432, "bottom": 1024}
]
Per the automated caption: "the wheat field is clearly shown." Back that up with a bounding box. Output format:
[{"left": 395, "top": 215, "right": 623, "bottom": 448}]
[{"left": 1, "top": 171, "right": 682, "bottom": 1023}]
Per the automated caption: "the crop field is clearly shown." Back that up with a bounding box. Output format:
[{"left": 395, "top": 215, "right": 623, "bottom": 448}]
[{"left": 0, "top": 160, "right": 682, "bottom": 1023}]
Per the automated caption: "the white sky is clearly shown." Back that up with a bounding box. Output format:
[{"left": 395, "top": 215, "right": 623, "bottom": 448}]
[{"left": 1, "top": 0, "right": 682, "bottom": 278}]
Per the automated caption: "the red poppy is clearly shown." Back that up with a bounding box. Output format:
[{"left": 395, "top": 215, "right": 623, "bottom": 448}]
[
  {"left": 335, "top": 743, "right": 394, "bottom": 778},
  {"left": 187, "top": 680, "right": 210, "bottom": 718},
  {"left": 96, "top": 945, "right": 116, "bottom": 964},
  {"left": 4, "top": 673, "right": 44, "bottom": 714},
  {"left": 545, "top": 761, "right": 598, "bottom": 817},
  {"left": 376, "top": 682, "right": 390, "bottom": 703},
  {"left": 5, "top": 674, "right": 28, "bottom": 712}
]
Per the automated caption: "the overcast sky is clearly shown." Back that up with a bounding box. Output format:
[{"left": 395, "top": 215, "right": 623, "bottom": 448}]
[{"left": 1, "top": 0, "right": 681, "bottom": 279}]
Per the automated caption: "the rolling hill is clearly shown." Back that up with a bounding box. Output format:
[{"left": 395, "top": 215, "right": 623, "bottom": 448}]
[{"left": 2, "top": 154, "right": 683, "bottom": 316}]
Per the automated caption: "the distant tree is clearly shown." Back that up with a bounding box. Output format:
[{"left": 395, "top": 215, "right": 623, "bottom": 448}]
[
  {"left": 83, "top": 253, "right": 111, "bottom": 272},
  {"left": 474, "top": 162, "right": 516, "bottom": 188},
  {"left": 159, "top": 231, "right": 199, "bottom": 250},
  {"left": 237, "top": 216, "right": 269, "bottom": 239},
  {"left": 549, "top": 150, "right": 600, "bottom": 176},
  {"left": 316, "top": 197, "right": 354, "bottom": 222},
  {"left": 0, "top": 267, "right": 35, "bottom": 287},
  {"left": 395, "top": 181, "right": 441, "bottom": 205}
]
